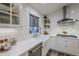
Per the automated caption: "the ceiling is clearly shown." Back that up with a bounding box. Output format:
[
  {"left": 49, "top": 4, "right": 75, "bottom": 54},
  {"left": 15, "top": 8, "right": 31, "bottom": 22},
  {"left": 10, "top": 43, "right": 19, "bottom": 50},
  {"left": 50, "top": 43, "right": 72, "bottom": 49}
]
[{"left": 29, "top": 3, "right": 70, "bottom": 15}]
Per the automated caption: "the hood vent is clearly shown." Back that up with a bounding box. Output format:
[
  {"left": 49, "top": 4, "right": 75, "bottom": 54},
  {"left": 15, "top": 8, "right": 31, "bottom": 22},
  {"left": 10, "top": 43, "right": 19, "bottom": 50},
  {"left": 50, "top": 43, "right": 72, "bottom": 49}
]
[{"left": 57, "top": 6, "right": 78, "bottom": 24}]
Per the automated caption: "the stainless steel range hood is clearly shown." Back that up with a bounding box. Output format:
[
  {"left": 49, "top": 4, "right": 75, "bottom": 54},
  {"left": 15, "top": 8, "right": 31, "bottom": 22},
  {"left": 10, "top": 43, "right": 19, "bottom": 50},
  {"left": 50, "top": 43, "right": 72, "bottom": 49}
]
[{"left": 57, "top": 6, "right": 78, "bottom": 24}]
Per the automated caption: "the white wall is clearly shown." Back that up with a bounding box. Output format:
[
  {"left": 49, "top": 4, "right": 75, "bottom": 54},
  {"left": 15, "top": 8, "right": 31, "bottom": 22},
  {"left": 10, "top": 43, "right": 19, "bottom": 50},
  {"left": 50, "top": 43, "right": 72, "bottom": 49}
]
[
  {"left": 17, "top": 4, "right": 44, "bottom": 41},
  {"left": 48, "top": 4, "right": 79, "bottom": 37},
  {"left": 0, "top": 4, "right": 44, "bottom": 42}
]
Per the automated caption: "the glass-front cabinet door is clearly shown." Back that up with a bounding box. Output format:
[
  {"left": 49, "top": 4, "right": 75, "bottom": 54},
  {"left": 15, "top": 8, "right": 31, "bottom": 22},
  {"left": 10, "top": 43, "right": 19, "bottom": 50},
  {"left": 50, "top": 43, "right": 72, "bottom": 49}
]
[
  {"left": 0, "top": 3, "right": 10, "bottom": 24},
  {"left": 12, "top": 3, "right": 19, "bottom": 25},
  {"left": 0, "top": 3, "right": 20, "bottom": 25}
]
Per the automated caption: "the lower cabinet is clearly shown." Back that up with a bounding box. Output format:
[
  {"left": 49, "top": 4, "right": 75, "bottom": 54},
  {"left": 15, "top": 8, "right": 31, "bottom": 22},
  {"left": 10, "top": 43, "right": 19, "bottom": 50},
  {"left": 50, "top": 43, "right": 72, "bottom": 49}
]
[
  {"left": 49, "top": 36, "right": 58, "bottom": 50},
  {"left": 50, "top": 36, "right": 79, "bottom": 55},
  {"left": 42, "top": 46, "right": 49, "bottom": 56},
  {"left": 42, "top": 39, "right": 50, "bottom": 56},
  {"left": 20, "top": 37, "right": 79, "bottom": 56},
  {"left": 28, "top": 43, "right": 42, "bottom": 56},
  {"left": 20, "top": 40, "right": 50, "bottom": 56}
]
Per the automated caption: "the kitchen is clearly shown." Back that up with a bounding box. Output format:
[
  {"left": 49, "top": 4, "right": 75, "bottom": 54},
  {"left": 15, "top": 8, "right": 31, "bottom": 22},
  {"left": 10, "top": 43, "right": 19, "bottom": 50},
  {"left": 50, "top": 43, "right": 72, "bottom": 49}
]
[{"left": 0, "top": 3, "right": 79, "bottom": 56}]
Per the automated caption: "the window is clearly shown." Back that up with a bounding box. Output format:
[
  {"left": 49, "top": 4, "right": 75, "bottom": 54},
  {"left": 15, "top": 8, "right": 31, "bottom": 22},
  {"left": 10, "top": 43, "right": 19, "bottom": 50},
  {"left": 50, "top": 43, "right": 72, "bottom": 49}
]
[{"left": 29, "top": 14, "right": 39, "bottom": 34}]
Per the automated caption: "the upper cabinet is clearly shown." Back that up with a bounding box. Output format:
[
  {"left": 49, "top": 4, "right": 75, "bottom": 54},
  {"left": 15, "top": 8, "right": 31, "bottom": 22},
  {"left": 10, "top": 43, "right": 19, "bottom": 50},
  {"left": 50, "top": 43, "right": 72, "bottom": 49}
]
[
  {"left": 0, "top": 3, "right": 10, "bottom": 24},
  {"left": 12, "top": 3, "right": 19, "bottom": 25},
  {"left": 0, "top": 3, "right": 20, "bottom": 27}
]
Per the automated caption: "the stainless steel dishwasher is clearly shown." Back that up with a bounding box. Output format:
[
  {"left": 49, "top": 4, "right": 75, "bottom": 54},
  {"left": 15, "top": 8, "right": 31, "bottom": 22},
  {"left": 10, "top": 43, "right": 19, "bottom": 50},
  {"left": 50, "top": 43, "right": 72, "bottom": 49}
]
[{"left": 28, "top": 42, "right": 42, "bottom": 56}]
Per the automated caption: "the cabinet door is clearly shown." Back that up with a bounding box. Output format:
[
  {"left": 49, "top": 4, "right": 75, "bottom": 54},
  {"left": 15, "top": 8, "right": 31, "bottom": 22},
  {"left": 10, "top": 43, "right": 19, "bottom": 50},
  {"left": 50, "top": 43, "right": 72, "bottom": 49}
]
[
  {"left": 50, "top": 37, "right": 60, "bottom": 50},
  {"left": 42, "top": 39, "right": 49, "bottom": 56},
  {"left": 67, "top": 39, "right": 79, "bottom": 49},
  {"left": 42, "top": 46, "right": 49, "bottom": 56},
  {"left": 12, "top": 3, "right": 19, "bottom": 25},
  {"left": 0, "top": 3, "right": 10, "bottom": 24},
  {"left": 63, "top": 39, "right": 79, "bottom": 55},
  {"left": 55, "top": 38, "right": 66, "bottom": 51},
  {"left": 0, "top": 3, "right": 10, "bottom": 12},
  {"left": 50, "top": 37, "right": 79, "bottom": 55}
]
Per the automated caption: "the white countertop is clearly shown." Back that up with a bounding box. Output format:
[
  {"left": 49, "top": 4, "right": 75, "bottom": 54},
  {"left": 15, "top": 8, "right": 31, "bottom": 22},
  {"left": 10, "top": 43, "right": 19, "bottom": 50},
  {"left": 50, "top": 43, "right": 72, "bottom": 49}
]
[
  {"left": 0, "top": 35, "right": 49, "bottom": 56},
  {"left": 0, "top": 35, "right": 79, "bottom": 56},
  {"left": 49, "top": 35, "right": 79, "bottom": 40}
]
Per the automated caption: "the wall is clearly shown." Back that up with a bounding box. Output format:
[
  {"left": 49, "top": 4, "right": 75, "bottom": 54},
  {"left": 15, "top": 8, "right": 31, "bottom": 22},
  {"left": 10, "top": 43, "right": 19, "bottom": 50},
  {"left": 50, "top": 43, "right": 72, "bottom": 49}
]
[
  {"left": 48, "top": 4, "right": 79, "bottom": 37},
  {"left": 0, "top": 4, "right": 44, "bottom": 42},
  {"left": 17, "top": 4, "right": 44, "bottom": 41}
]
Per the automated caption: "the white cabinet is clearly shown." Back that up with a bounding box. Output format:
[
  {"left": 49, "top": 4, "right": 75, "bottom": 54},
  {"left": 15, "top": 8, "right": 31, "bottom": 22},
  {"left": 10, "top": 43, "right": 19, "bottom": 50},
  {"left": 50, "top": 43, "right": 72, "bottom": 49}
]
[
  {"left": 62, "top": 38, "right": 79, "bottom": 55},
  {"left": 42, "top": 39, "right": 50, "bottom": 56},
  {"left": 12, "top": 3, "right": 20, "bottom": 25},
  {"left": 50, "top": 36, "right": 79, "bottom": 55},
  {"left": 0, "top": 3, "right": 10, "bottom": 24},
  {"left": 0, "top": 3, "right": 20, "bottom": 27},
  {"left": 49, "top": 36, "right": 59, "bottom": 50}
]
